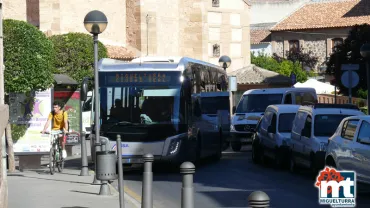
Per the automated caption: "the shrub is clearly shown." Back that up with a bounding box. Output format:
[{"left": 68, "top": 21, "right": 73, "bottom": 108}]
[
  {"left": 4, "top": 19, "right": 55, "bottom": 93},
  {"left": 49, "top": 32, "right": 108, "bottom": 84},
  {"left": 251, "top": 52, "right": 308, "bottom": 83}
]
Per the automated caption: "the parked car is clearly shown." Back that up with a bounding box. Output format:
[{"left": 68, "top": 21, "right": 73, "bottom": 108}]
[
  {"left": 289, "top": 103, "right": 365, "bottom": 175},
  {"left": 229, "top": 87, "right": 317, "bottom": 152},
  {"left": 252, "top": 104, "right": 300, "bottom": 168},
  {"left": 325, "top": 115, "right": 370, "bottom": 185}
]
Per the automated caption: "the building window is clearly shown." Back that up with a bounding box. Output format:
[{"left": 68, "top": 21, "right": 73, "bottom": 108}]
[
  {"left": 213, "top": 44, "right": 220, "bottom": 57},
  {"left": 212, "top": 0, "right": 219, "bottom": 7},
  {"left": 332, "top": 38, "right": 343, "bottom": 52},
  {"left": 289, "top": 40, "right": 299, "bottom": 52}
]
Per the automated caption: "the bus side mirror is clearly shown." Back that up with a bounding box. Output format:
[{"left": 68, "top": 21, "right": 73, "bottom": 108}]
[
  {"left": 232, "top": 106, "right": 236, "bottom": 114},
  {"left": 81, "top": 77, "right": 89, "bottom": 102}
]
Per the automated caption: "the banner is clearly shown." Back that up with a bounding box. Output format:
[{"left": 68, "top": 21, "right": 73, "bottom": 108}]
[
  {"left": 54, "top": 90, "right": 81, "bottom": 145},
  {"left": 9, "top": 89, "right": 52, "bottom": 154}
]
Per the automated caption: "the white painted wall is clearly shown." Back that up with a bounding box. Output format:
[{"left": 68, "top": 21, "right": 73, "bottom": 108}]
[
  {"left": 251, "top": 43, "right": 272, "bottom": 56},
  {"left": 250, "top": 0, "right": 310, "bottom": 24}
]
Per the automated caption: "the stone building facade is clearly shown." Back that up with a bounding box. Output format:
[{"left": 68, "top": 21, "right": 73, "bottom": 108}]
[
  {"left": 270, "top": 0, "right": 370, "bottom": 72},
  {"left": 4, "top": 0, "right": 250, "bottom": 71},
  {"left": 135, "top": 0, "right": 251, "bottom": 72}
]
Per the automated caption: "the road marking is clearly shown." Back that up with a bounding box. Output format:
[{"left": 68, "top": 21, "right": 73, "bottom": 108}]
[{"left": 124, "top": 185, "right": 142, "bottom": 203}]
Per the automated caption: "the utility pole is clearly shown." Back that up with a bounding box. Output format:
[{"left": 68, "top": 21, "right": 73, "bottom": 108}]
[{"left": 146, "top": 14, "right": 149, "bottom": 56}]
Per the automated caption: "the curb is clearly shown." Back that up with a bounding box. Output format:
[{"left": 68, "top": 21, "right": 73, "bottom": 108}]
[
  {"left": 107, "top": 183, "right": 141, "bottom": 208},
  {"left": 89, "top": 170, "right": 142, "bottom": 208}
]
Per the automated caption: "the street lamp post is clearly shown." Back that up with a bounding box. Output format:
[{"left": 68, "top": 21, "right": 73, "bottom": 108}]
[
  {"left": 218, "top": 55, "right": 233, "bottom": 120},
  {"left": 360, "top": 43, "right": 370, "bottom": 115},
  {"left": 84, "top": 10, "right": 108, "bottom": 184}
]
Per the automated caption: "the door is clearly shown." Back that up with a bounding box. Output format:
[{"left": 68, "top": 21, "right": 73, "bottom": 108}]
[
  {"left": 259, "top": 110, "right": 273, "bottom": 149},
  {"left": 265, "top": 112, "right": 277, "bottom": 155},
  {"left": 300, "top": 115, "right": 313, "bottom": 168},
  {"left": 354, "top": 120, "right": 370, "bottom": 183},
  {"left": 291, "top": 111, "right": 307, "bottom": 164},
  {"left": 341, "top": 119, "right": 360, "bottom": 171}
]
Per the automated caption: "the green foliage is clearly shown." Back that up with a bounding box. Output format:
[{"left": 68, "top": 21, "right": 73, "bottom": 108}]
[
  {"left": 251, "top": 52, "right": 308, "bottom": 83},
  {"left": 49, "top": 32, "right": 108, "bottom": 84},
  {"left": 326, "top": 24, "right": 370, "bottom": 96},
  {"left": 4, "top": 19, "right": 55, "bottom": 93},
  {"left": 357, "top": 88, "right": 368, "bottom": 99},
  {"left": 11, "top": 124, "right": 28, "bottom": 143}
]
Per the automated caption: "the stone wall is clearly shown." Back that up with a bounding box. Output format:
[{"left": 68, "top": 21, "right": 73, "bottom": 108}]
[
  {"left": 4, "top": 0, "right": 127, "bottom": 46},
  {"left": 271, "top": 28, "right": 351, "bottom": 70},
  {"left": 126, "top": 0, "right": 141, "bottom": 51}
]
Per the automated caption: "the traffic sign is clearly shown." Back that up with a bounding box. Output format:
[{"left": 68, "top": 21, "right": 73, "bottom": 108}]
[
  {"left": 341, "top": 71, "right": 359, "bottom": 88},
  {"left": 341, "top": 64, "right": 359, "bottom": 71}
]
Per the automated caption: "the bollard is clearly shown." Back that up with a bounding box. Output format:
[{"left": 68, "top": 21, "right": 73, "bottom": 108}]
[
  {"left": 97, "top": 137, "right": 112, "bottom": 195},
  {"left": 116, "top": 135, "right": 125, "bottom": 208},
  {"left": 79, "top": 131, "right": 89, "bottom": 176},
  {"left": 248, "top": 191, "right": 270, "bottom": 208},
  {"left": 180, "top": 162, "right": 195, "bottom": 208},
  {"left": 93, "top": 141, "right": 102, "bottom": 185},
  {"left": 141, "top": 153, "right": 154, "bottom": 208}
]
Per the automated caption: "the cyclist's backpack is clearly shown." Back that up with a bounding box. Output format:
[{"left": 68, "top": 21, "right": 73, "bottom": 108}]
[{"left": 51, "top": 110, "right": 69, "bottom": 132}]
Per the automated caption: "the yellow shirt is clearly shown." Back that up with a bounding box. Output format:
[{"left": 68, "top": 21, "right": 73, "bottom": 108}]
[{"left": 48, "top": 111, "right": 68, "bottom": 130}]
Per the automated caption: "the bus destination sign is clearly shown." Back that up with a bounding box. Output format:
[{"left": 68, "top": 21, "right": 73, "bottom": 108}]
[{"left": 110, "top": 72, "right": 172, "bottom": 83}]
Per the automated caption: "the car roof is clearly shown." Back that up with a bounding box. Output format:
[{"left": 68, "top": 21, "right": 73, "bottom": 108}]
[
  {"left": 298, "top": 105, "right": 364, "bottom": 116},
  {"left": 199, "top": 92, "right": 229, "bottom": 97},
  {"left": 267, "top": 104, "right": 301, "bottom": 114},
  {"left": 342, "top": 115, "right": 370, "bottom": 122},
  {"left": 242, "top": 87, "right": 316, "bottom": 95}
]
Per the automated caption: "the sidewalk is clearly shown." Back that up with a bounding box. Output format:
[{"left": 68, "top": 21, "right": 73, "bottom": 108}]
[{"left": 8, "top": 161, "right": 140, "bottom": 208}]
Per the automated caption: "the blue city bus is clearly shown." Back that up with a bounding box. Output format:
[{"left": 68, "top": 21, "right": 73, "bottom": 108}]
[{"left": 82, "top": 57, "right": 229, "bottom": 167}]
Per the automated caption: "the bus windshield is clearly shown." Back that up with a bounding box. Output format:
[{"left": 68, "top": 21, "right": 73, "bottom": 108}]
[{"left": 235, "top": 94, "right": 283, "bottom": 113}]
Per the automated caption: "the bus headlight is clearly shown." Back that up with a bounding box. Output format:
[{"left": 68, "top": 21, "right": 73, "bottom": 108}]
[{"left": 168, "top": 139, "right": 181, "bottom": 155}]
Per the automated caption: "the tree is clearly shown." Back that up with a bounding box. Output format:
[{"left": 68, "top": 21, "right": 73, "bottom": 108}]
[
  {"left": 326, "top": 24, "right": 370, "bottom": 96},
  {"left": 3, "top": 19, "right": 56, "bottom": 172},
  {"left": 251, "top": 52, "right": 308, "bottom": 83},
  {"left": 273, "top": 46, "right": 319, "bottom": 70},
  {"left": 49, "top": 32, "right": 108, "bottom": 84},
  {"left": 4, "top": 19, "right": 55, "bottom": 93}
]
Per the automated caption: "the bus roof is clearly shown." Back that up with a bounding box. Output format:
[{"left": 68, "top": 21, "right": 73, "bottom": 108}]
[{"left": 97, "top": 57, "right": 224, "bottom": 72}]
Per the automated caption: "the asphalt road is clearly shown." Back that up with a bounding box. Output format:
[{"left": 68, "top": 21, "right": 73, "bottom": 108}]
[{"left": 113, "top": 145, "right": 370, "bottom": 208}]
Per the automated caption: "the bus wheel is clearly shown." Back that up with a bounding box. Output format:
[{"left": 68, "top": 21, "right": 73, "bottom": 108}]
[{"left": 231, "top": 142, "right": 242, "bottom": 152}]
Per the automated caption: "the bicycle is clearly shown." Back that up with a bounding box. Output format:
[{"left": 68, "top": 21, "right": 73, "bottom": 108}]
[{"left": 42, "top": 130, "right": 66, "bottom": 175}]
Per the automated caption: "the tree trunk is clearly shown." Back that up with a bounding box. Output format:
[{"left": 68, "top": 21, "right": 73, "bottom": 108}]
[{"left": 5, "top": 123, "right": 15, "bottom": 172}]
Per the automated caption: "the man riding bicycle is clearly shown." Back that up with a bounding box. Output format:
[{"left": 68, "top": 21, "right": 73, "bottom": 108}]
[{"left": 41, "top": 101, "right": 69, "bottom": 159}]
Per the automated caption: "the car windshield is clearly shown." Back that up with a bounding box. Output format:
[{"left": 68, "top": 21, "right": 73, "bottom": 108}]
[
  {"left": 314, "top": 114, "right": 351, "bottom": 137},
  {"left": 278, "top": 113, "right": 296, "bottom": 132},
  {"left": 235, "top": 94, "right": 283, "bottom": 113},
  {"left": 200, "top": 96, "right": 229, "bottom": 114}
]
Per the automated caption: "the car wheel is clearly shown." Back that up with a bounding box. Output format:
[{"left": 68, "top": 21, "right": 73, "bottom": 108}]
[{"left": 252, "top": 143, "right": 260, "bottom": 164}]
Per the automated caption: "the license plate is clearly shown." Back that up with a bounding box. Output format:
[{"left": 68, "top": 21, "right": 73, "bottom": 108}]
[
  {"left": 121, "top": 158, "right": 144, "bottom": 164},
  {"left": 241, "top": 138, "right": 251, "bottom": 142}
]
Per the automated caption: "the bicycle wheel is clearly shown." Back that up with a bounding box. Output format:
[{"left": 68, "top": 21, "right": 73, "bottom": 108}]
[
  {"left": 57, "top": 148, "right": 64, "bottom": 173},
  {"left": 49, "top": 147, "right": 55, "bottom": 175}
]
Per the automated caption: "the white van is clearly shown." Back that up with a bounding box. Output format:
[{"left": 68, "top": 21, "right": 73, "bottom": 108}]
[
  {"left": 229, "top": 87, "right": 317, "bottom": 152},
  {"left": 252, "top": 104, "right": 301, "bottom": 168},
  {"left": 289, "top": 103, "right": 364, "bottom": 174}
]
